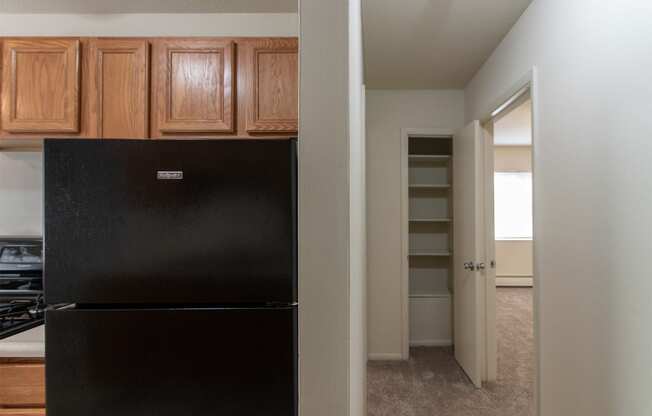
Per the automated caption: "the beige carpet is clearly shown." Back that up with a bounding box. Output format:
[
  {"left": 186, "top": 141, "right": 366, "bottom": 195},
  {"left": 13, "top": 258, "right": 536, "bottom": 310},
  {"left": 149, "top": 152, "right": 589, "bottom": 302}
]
[{"left": 368, "top": 288, "right": 534, "bottom": 416}]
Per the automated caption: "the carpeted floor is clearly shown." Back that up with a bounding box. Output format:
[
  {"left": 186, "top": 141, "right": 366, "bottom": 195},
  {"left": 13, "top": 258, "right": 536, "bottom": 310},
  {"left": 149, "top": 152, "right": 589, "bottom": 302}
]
[{"left": 368, "top": 288, "right": 534, "bottom": 416}]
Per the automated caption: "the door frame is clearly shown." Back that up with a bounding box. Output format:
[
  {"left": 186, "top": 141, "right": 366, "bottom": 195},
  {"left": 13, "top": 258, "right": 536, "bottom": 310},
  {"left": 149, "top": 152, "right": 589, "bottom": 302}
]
[
  {"left": 400, "top": 127, "right": 455, "bottom": 360},
  {"left": 477, "top": 66, "right": 540, "bottom": 414}
]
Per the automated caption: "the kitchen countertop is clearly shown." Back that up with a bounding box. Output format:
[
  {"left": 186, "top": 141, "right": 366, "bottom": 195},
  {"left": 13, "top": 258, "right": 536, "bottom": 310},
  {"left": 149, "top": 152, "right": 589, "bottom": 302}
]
[{"left": 0, "top": 324, "right": 44, "bottom": 357}]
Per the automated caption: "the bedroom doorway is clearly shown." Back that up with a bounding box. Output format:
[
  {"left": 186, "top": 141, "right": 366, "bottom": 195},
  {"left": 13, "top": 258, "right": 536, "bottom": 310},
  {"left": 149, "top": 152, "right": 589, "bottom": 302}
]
[{"left": 484, "top": 87, "right": 536, "bottom": 414}]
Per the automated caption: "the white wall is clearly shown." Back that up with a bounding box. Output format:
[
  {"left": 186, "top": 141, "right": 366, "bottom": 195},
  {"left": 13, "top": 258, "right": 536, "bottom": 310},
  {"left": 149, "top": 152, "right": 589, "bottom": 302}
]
[
  {"left": 495, "top": 240, "right": 533, "bottom": 280},
  {"left": 465, "top": 1, "right": 652, "bottom": 415},
  {"left": 0, "top": 0, "right": 298, "bottom": 14},
  {"left": 494, "top": 146, "right": 532, "bottom": 172},
  {"left": 348, "top": 0, "right": 366, "bottom": 414},
  {"left": 0, "top": 13, "right": 298, "bottom": 36},
  {"left": 493, "top": 97, "right": 532, "bottom": 145},
  {"left": 494, "top": 146, "right": 533, "bottom": 285},
  {"left": 0, "top": 152, "right": 42, "bottom": 235},
  {"left": 366, "top": 90, "right": 464, "bottom": 358},
  {"left": 299, "top": 0, "right": 353, "bottom": 415}
]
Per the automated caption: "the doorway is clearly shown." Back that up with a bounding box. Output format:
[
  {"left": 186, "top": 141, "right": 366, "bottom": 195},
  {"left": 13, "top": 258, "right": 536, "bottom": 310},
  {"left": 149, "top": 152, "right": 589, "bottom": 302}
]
[
  {"left": 399, "top": 129, "right": 455, "bottom": 360},
  {"left": 486, "top": 89, "right": 536, "bottom": 414},
  {"left": 368, "top": 83, "right": 538, "bottom": 416}
]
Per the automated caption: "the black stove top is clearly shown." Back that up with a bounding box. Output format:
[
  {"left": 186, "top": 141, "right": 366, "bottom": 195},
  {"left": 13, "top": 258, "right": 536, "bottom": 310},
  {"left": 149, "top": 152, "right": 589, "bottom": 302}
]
[
  {"left": 0, "top": 296, "right": 44, "bottom": 339},
  {"left": 0, "top": 237, "right": 45, "bottom": 340}
]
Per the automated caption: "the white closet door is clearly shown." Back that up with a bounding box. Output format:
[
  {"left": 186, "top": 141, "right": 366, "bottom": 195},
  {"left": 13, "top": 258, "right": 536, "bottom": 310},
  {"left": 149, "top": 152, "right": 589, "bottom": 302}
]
[{"left": 453, "top": 121, "right": 485, "bottom": 388}]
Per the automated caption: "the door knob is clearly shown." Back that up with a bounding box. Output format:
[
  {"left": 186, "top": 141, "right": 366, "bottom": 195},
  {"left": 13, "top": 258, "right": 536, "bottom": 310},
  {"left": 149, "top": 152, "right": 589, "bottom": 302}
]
[
  {"left": 463, "top": 262, "right": 475, "bottom": 271},
  {"left": 476, "top": 262, "right": 485, "bottom": 271}
]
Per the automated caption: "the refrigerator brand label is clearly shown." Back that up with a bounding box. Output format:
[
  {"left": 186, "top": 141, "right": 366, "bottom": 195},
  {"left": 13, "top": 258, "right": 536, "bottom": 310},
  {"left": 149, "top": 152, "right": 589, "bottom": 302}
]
[{"left": 157, "top": 171, "right": 183, "bottom": 180}]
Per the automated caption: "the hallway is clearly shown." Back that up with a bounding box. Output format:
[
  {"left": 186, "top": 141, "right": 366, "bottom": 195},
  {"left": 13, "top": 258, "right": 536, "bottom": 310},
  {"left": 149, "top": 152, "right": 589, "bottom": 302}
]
[{"left": 368, "top": 288, "right": 534, "bottom": 416}]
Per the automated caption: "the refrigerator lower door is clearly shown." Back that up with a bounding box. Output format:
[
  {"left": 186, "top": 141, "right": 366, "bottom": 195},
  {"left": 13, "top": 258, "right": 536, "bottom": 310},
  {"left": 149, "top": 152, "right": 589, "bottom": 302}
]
[{"left": 45, "top": 306, "right": 297, "bottom": 416}]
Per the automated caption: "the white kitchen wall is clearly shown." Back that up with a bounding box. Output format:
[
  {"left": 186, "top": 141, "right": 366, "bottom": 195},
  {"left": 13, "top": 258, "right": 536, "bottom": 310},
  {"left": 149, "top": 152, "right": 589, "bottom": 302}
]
[
  {"left": 0, "top": 13, "right": 298, "bottom": 36},
  {"left": 366, "top": 90, "right": 464, "bottom": 358},
  {"left": 0, "top": 152, "right": 42, "bottom": 236},
  {"left": 465, "top": 0, "right": 652, "bottom": 415}
]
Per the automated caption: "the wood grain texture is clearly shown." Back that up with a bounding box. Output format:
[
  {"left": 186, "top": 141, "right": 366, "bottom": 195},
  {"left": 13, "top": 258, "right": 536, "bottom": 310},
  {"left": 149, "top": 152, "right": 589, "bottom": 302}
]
[
  {"left": 152, "top": 39, "right": 234, "bottom": 134},
  {"left": 88, "top": 38, "right": 149, "bottom": 138},
  {"left": 0, "top": 36, "right": 298, "bottom": 143},
  {"left": 244, "top": 38, "right": 298, "bottom": 133},
  {"left": 1, "top": 38, "right": 80, "bottom": 133},
  {"left": 0, "top": 410, "right": 45, "bottom": 415},
  {"left": 0, "top": 363, "right": 45, "bottom": 408}
]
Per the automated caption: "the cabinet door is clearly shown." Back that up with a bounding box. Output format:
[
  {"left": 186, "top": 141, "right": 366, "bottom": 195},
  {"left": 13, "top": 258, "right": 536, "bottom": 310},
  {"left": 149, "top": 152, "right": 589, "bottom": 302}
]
[
  {"left": 153, "top": 39, "right": 234, "bottom": 135},
  {"left": 88, "top": 39, "right": 149, "bottom": 138},
  {"left": 244, "top": 38, "right": 298, "bottom": 134},
  {"left": 1, "top": 39, "right": 80, "bottom": 133},
  {"left": 0, "top": 362, "right": 45, "bottom": 408}
]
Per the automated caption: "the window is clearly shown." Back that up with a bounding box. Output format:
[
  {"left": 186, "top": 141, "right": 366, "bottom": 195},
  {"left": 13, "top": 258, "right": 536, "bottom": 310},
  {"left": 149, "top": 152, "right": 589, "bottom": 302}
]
[{"left": 494, "top": 172, "right": 532, "bottom": 240}]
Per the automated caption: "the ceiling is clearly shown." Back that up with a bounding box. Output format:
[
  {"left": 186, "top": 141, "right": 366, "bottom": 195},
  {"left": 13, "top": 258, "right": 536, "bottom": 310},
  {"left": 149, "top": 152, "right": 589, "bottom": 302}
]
[
  {"left": 0, "top": 0, "right": 297, "bottom": 13},
  {"left": 362, "top": 0, "right": 533, "bottom": 89}
]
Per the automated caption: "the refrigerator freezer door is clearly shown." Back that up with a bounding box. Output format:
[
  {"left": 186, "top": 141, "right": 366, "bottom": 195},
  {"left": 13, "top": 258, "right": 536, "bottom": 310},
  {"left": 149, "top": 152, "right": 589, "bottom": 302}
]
[
  {"left": 46, "top": 307, "right": 297, "bottom": 416},
  {"left": 44, "top": 139, "right": 297, "bottom": 305}
]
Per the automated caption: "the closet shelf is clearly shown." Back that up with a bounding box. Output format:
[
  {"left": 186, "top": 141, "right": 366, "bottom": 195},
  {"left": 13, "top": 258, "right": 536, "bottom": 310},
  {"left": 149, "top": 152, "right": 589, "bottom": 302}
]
[
  {"left": 409, "top": 293, "right": 451, "bottom": 299},
  {"left": 408, "top": 184, "right": 451, "bottom": 189},
  {"left": 408, "top": 251, "right": 452, "bottom": 257},
  {"left": 408, "top": 155, "right": 451, "bottom": 162},
  {"left": 409, "top": 218, "right": 452, "bottom": 223}
]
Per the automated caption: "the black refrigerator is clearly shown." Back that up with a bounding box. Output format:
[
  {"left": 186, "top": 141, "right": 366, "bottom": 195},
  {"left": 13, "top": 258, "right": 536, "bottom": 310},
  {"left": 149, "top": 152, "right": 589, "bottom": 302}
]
[{"left": 43, "top": 139, "right": 297, "bottom": 416}]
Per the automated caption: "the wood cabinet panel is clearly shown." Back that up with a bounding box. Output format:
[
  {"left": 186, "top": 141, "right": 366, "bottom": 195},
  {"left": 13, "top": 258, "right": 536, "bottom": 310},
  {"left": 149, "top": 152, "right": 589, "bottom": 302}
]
[
  {"left": 0, "top": 362, "right": 45, "bottom": 408},
  {"left": 88, "top": 39, "right": 149, "bottom": 138},
  {"left": 153, "top": 39, "right": 235, "bottom": 135},
  {"left": 243, "top": 38, "right": 298, "bottom": 134},
  {"left": 1, "top": 38, "right": 80, "bottom": 133},
  {"left": 0, "top": 410, "right": 45, "bottom": 416},
  {"left": 0, "top": 36, "right": 298, "bottom": 145}
]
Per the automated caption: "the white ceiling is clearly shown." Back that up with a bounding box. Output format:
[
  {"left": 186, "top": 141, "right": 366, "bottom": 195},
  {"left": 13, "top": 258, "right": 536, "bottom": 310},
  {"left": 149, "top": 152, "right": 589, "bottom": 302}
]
[
  {"left": 362, "top": 0, "right": 533, "bottom": 89},
  {"left": 0, "top": 0, "right": 297, "bottom": 13}
]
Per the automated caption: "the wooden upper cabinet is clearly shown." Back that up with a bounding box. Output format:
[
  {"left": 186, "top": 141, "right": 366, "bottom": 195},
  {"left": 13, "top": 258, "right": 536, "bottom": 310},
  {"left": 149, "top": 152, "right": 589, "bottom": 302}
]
[
  {"left": 153, "top": 39, "right": 235, "bottom": 135},
  {"left": 1, "top": 38, "right": 80, "bottom": 133},
  {"left": 87, "top": 39, "right": 149, "bottom": 138},
  {"left": 243, "top": 38, "right": 298, "bottom": 134},
  {"left": 0, "top": 36, "right": 298, "bottom": 143}
]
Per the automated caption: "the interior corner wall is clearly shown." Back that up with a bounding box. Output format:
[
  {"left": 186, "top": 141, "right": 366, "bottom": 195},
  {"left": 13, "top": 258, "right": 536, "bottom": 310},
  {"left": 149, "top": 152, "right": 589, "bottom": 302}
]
[
  {"left": 366, "top": 90, "right": 464, "bottom": 358},
  {"left": 465, "top": 0, "right": 652, "bottom": 414},
  {"left": 299, "top": 0, "right": 351, "bottom": 415},
  {"left": 348, "top": 0, "right": 366, "bottom": 415}
]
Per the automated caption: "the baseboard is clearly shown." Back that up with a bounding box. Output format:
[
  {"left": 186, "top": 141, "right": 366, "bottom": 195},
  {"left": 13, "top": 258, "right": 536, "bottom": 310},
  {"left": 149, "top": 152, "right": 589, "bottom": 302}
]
[
  {"left": 409, "top": 339, "right": 452, "bottom": 347},
  {"left": 368, "top": 352, "right": 404, "bottom": 361},
  {"left": 496, "top": 276, "right": 533, "bottom": 287}
]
